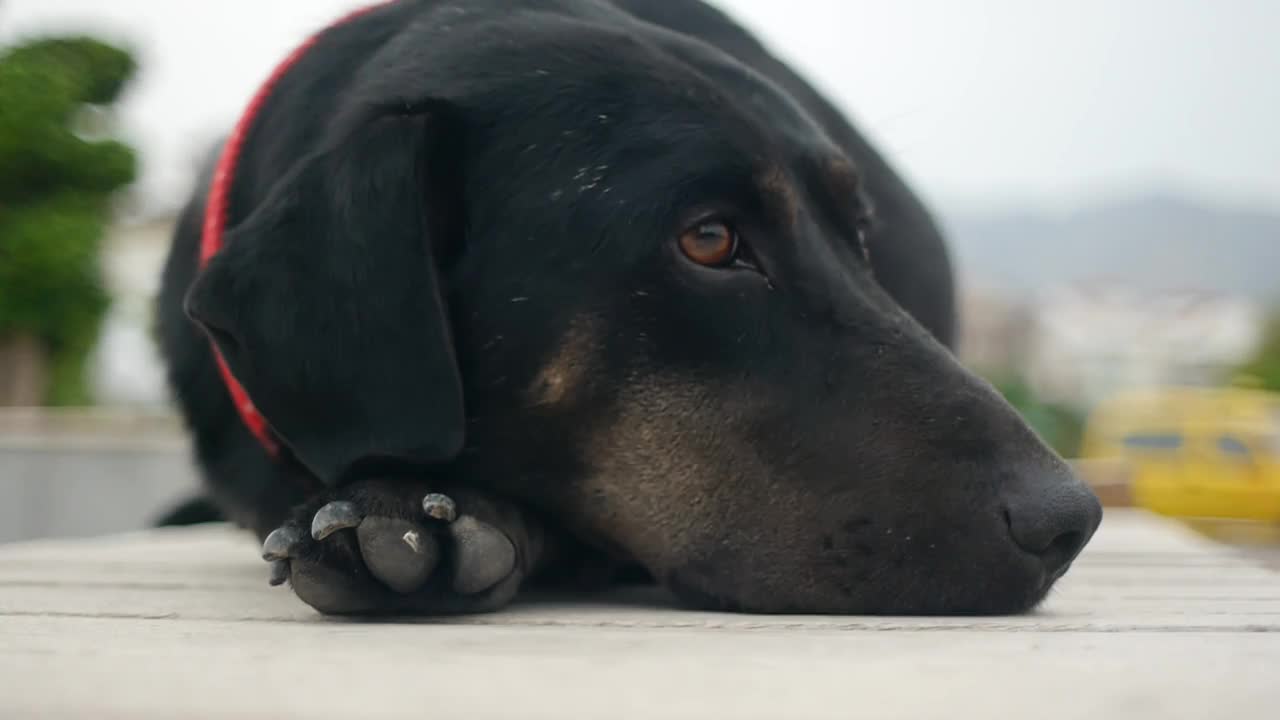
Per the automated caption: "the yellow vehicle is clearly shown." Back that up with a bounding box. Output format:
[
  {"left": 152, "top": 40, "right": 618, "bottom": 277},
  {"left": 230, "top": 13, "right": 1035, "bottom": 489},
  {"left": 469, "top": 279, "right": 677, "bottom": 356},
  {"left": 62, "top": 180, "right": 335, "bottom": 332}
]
[{"left": 1081, "top": 386, "right": 1280, "bottom": 522}]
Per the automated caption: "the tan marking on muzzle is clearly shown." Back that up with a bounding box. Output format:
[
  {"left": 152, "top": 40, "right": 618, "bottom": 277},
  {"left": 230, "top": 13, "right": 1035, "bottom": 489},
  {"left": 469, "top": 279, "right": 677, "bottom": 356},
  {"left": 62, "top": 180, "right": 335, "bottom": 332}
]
[
  {"left": 572, "top": 372, "right": 767, "bottom": 571},
  {"left": 525, "top": 314, "right": 602, "bottom": 407}
]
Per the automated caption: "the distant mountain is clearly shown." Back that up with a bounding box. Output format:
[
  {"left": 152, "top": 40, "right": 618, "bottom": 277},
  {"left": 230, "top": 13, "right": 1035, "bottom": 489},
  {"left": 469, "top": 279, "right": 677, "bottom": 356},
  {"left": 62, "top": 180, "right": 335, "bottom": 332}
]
[{"left": 938, "top": 194, "right": 1280, "bottom": 302}]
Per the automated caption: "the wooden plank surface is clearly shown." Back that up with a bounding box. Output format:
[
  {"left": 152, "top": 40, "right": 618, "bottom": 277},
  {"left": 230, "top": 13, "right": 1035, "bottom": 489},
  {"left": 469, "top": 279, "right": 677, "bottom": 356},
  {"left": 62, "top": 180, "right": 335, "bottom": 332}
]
[{"left": 1, "top": 509, "right": 1278, "bottom": 719}]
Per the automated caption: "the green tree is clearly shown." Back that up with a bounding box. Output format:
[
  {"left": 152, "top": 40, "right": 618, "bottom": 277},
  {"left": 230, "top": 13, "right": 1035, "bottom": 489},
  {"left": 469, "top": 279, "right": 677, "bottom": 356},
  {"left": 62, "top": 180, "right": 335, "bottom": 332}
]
[
  {"left": 1236, "top": 311, "right": 1280, "bottom": 392},
  {"left": 987, "top": 372, "right": 1086, "bottom": 458},
  {"left": 0, "top": 36, "right": 137, "bottom": 404}
]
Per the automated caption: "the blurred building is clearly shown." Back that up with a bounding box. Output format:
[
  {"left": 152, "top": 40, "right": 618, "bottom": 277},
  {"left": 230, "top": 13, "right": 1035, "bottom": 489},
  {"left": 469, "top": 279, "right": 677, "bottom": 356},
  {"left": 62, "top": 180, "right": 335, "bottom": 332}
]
[
  {"left": 89, "top": 215, "right": 176, "bottom": 407},
  {"left": 1025, "top": 283, "right": 1264, "bottom": 411},
  {"left": 957, "top": 283, "right": 1035, "bottom": 376}
]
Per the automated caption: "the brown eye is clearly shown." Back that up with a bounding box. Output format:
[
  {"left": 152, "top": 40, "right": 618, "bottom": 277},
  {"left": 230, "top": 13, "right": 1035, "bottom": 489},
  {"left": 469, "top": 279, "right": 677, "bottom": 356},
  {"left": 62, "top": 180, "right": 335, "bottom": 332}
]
[{"left": 678, "top": 220, "right": 738, "bottom": 267}]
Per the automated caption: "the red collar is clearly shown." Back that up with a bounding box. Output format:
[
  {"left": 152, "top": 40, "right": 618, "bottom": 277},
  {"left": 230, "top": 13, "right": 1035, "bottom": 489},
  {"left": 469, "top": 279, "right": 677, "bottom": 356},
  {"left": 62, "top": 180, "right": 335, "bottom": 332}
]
[{"left": 198, "top": 2, "right": 393, "bottom": 457}]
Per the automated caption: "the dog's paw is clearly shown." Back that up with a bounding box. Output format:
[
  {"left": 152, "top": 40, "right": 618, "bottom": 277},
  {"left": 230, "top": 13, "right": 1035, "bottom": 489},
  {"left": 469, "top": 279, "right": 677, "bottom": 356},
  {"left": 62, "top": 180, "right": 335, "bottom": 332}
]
[{"left": 260, "top": 481, "right": 526, "bottom": 615}]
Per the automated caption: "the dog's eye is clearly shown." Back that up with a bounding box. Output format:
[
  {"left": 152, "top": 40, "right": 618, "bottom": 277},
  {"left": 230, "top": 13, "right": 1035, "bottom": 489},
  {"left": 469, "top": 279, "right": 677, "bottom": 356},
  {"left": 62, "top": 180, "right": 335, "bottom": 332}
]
[{"left": 678, "top": 220, "right": 738, "bottom": 267}]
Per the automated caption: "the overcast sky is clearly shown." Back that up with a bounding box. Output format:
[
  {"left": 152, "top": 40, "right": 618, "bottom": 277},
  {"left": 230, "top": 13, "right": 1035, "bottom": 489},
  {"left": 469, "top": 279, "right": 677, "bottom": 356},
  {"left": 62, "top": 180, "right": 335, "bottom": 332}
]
[{"left": 3, "top": 0, "right": 1278, "bottom": 214}]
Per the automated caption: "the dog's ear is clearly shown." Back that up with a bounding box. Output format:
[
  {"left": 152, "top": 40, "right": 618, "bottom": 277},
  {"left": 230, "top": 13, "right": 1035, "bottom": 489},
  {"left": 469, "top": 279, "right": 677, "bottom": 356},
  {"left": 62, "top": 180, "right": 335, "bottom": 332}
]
[{"left": 184, "top": 107, "right": 464, "bottom": 484}]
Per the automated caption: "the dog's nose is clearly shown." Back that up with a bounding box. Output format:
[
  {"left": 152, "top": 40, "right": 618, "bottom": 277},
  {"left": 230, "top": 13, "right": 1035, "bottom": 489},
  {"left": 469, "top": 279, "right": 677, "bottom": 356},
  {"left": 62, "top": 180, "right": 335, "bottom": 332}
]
[{"left": 1003, "top": 472, "right": 1103, "bottom": 578}]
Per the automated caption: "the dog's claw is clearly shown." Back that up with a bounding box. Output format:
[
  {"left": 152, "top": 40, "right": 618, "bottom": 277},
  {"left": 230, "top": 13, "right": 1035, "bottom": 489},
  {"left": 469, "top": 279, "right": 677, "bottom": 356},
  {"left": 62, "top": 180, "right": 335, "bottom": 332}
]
[
  {"left": 262, "top": 526, "right": 303, "bottom": 561},
  {"left": 422, "top": 493, "right": 458, "bottom": 523},
  {"left": 311, "top": 501, "right": 363, "bottom": 540},
  {"left": 268, "top": 559, "right": 291, "bottom": 586}
]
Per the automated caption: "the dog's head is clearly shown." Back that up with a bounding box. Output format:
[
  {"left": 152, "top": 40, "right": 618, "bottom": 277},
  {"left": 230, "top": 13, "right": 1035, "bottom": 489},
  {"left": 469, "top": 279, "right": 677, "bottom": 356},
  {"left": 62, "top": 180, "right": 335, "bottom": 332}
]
[{"left": 186, "top": 8, "right": 1101, "bottom": 614}]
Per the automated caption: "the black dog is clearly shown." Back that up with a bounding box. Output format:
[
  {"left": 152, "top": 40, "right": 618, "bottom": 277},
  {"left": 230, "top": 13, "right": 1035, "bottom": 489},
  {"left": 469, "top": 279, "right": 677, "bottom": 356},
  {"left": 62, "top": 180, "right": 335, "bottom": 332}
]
[{"left": 157, "top": 0, "right": 1102, "bottom": 615}]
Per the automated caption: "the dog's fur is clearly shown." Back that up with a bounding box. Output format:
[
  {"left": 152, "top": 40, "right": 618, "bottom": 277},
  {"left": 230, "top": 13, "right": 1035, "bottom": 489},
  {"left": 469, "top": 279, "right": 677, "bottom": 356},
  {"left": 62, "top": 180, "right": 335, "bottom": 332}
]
[{"left": 158, "top": 0, "right": 1101, "bottom": 615}]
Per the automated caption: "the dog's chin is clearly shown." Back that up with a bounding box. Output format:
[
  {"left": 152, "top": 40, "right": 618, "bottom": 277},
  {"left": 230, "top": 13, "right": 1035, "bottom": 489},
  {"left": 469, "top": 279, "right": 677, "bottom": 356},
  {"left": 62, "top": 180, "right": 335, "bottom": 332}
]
[{"left": 661, "top": 559, "right": 1063, "bottom": 616}]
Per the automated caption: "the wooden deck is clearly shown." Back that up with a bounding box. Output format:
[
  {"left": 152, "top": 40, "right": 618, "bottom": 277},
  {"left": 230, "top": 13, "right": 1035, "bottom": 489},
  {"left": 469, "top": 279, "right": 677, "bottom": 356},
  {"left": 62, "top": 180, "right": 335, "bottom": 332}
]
[{"left": 2, "top": 509, "right": 1278, "bottom": 719}]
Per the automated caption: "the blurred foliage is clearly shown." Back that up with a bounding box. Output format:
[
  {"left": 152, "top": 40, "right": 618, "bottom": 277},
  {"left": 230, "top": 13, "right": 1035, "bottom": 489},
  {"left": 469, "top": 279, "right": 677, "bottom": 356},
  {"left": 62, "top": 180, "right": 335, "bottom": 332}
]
[
  {"left": 1235, "top": 311, "right": 1280, "bottom": 392},
  {"left": 0, "top": 36, "right": 137, "bottom": 404},
  {"left": 987, "top": 372, "right": 1086, "bottom": 457}
]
